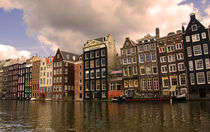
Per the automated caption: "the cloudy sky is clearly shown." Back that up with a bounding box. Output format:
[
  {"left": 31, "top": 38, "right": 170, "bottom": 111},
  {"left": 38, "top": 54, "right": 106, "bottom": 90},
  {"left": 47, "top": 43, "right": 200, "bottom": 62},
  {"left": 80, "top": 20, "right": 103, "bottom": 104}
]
[{"left": 0, "top": 0, "right": 209, "bottom": 60}]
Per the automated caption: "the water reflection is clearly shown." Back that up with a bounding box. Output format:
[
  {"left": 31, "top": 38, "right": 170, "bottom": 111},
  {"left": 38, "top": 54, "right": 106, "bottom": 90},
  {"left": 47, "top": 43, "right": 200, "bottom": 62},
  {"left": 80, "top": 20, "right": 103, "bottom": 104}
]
[{"left": 0, "top": 100, "right": 210, "bottom": 131}]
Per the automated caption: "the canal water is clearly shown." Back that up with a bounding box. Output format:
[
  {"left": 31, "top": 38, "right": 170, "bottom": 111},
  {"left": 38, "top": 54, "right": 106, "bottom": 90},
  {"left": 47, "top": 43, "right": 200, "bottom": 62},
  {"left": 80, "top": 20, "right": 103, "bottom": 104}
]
[{"left": 0, "top": 100, "right": 210, "bottom": 132}]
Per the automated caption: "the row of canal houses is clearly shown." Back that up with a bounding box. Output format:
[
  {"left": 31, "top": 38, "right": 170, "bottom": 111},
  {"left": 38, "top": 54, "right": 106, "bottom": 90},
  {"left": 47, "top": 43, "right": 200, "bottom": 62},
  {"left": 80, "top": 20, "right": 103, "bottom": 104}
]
[{"left": 0, "top": 13, "right": 209, "bottom": 101}]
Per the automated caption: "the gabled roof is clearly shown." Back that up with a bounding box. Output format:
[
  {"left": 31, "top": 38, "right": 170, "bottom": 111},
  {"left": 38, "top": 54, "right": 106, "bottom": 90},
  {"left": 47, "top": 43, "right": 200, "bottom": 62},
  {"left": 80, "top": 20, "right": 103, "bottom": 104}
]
[
  {"left": 122, "top": 37, "right": 137, "bottom": 48},
  {"left": 185, "top": 13, "right": 206, "bottom": 33},
  {"left": 59, "top": 49, "right": 80, "bottom": 62}
]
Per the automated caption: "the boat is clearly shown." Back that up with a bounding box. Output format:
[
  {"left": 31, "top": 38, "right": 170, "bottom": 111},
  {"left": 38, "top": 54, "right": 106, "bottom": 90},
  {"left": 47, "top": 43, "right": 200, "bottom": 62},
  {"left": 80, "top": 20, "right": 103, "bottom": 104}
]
[
  {"left": 172, "top": 94, "right": 186, "bottom": 102},
  {"left": 112, "top": 96, "right": 171, "bottom": 103}
]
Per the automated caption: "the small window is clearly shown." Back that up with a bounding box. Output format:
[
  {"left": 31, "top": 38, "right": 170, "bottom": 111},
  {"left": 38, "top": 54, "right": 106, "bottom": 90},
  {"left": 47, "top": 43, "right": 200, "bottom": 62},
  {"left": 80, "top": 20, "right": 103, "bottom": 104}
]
[
  {"left": 203, "top": 44, "right": 208, "bottom": 54},
  {"left": 161, "top": 65, "right": 167, "bottom": 73},
  {"left": 191, "top": 24, "right": 197, "bottom": 31},
  {"left": 185, "top": 36, "right": 190, "bottom": 42},
  {"left": 205, "top": 58, "right": 210, "bottom": 69},
  {"left": 187, "top": 47, "right": 192, "bottom": 57},
  {"left": 201, "top": 32, "right": 206, "bottom": 39},
  {"left": 189, "top": 61, "right": 194, "bottom": 71}
]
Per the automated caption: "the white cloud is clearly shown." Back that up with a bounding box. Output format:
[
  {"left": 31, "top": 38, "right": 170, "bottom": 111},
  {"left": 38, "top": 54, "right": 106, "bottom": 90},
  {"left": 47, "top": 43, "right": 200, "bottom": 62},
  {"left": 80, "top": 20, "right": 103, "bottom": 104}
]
[
  {"left": 202, "top": 0, "right": 206, "bottom": 4},
  {"left": 0, "top": 0, "right": 206, "bottom": 54},
  {"left": 0, "top": 44, "right": 31, "bottom": 60}
]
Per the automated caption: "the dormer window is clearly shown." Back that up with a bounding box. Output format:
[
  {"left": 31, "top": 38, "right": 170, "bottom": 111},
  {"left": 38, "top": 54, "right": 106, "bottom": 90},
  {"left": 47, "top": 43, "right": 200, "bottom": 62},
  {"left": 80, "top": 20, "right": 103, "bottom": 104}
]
[
  {"left": 191, "top": 24, "right": 197, "bottom": 31},
  {"left": 66, "top": 55, "right": 70, "bottom": 59}
]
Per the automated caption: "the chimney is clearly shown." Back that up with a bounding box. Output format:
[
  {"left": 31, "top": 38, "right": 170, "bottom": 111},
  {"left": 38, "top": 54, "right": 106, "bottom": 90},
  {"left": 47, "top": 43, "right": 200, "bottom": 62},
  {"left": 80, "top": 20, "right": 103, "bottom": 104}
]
[
  {"left": 182, "top": 24, "right": 185, "bottom": 33},
  {"left": 190, "top": 13, "right": 195, "bottom": 20},
  {"left": 155, "top": 27, "right": 160, "bottom": 39}
]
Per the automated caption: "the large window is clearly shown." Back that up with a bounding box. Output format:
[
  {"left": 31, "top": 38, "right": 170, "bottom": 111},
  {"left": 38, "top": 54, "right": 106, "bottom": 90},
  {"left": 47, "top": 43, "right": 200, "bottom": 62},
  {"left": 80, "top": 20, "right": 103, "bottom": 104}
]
[
  {"left": 159, "top": 47, "right": 165, "bottom": 53},
  {"left": 132, "top": 57, "right": 136, "bottom": 63},
  {"left": 192, "top": 34, "right": 200, "bottom": 42},
  {"left": 190, "top": 73, "right": 195, "bottom": 85},
  {"left": 85, "top": 61, "right": 89, "bottom": 69},
  {"left": 101, "top": 68, "right": 106, "bottom": 77},
  {"left": 162, "top": 77, "right": 169, "bottom": 87},
  {"left": 170, "top": 76, "right": 178, "bottom": 86},
  {"left": 96, "top": 80, "right": 100, "bottom": 91},
  {"left": 96, "top": 69, "right": 100, "bottom": 78},
  {"left": 127, "top": 58, "right": 132, "bottom": 64},
  {"left": 145, "top": 53, "right": 150, "bottom": 62},
  {"left": 151, "top": 52, "right": 156, "bottom": 61},
  {"left": 90, "top": 60, "right": 94, "bottom": 68},
  {"left": 90, "top": 52, "right": 94, "bottom": 58},
  {"left": 169, "top": 64, "right": 177, "bottom": 72},
  {"left": 168, "top": 55, "right": 175, "bottom": 62},
  {"left": 167, "top": 45, "right": 175, "bottom": 52},
  {"left": 141, "top": 79, "right": 146, "bottom": 90},
  {"left": 196, "top": 72, "right": 205, "bottom": 84},
  {"left": 178, "top": 63, "right": 185, "bottom": 71},
  {"left": 177, "top": 53, "right": 184, "bottom": 60},
  {"left": 101, "top": 58, "right": 106, "bottom": 66},
  {"left": 154, "top": 78, "right": 159, "bottom": 90},
  {"left": 140, "top": 66, "right": 145, "bottom": 75},
  {"left": 152, "top": 65, "right": 158, "bottom": 74},
  {"left": 85, "top": 81, "right": 89, "bottom": 91},
  {"left": 123, "top": 67, "right": 127, "bottom": 76},
  {"left": 161, "top": 65, "right": 167, "bottom": 73},
  {"left": 138, "top": 45, "right": 144, "bottom": 52},
  {"left": 179, "top": 74, "right": 186, "bottom": 86},
  {"left": 110, "top": 82, "right": 115, "bottom": 91},
  {"left": 139, "top": 54, "right": 144, "bottom": 63},
  {"left": 193, "top": 45, "right": 202, "bottom": 56},
  {"left": 133, "top": 66, "right": 137, "bottom": 75},
  {"left": 85, "top": 53, "right": 89, "bottom": 59},
  {"left": 146, "top": 65, "right": 151, "bottom": 75},
  {"left": 124, "top": 80, "right": 128, "bottom": 88},
  {"left": 187, "top": 47, "right": 192, "bottom": 57},
  {"left": 189, "top": 61, "right": 194, "bottom": 71},
  {"left": 175, "top": 43, "right": 182, "bottom": 50},
  {"left": 96, "top": 59, "right": 100, "bottom": 67},
  {"left": 147, "top": 78, "right": 152, "bottom": 90},
  {"left": 205, "top": 59, "right": 210, "bottom": 69},
  {"left": 151, "top": 43, "right": 156, "bottom": 50},
  {"left": 160, "top": 56, "right": 167, "bottom": 63},
  {"left": 145, "top": 44, "right": 149, "bottom": 51},
  {"left": 90, "top": 70, "right": 94, "bottom": 79},
  {"left": 195, "top": 59, "right": 203, "bottom": 70},
  {"left": 102, "top": 79, "right": 106, "bottom": 90},
  {"left": 85, "top": 71, "right": 89, "bottom": 79},
  {"left": 203, "top": 44, "right": 208, "bottom": 54},
  {"left": 207, "top": 71, "right": 210, "bottom": 84}
]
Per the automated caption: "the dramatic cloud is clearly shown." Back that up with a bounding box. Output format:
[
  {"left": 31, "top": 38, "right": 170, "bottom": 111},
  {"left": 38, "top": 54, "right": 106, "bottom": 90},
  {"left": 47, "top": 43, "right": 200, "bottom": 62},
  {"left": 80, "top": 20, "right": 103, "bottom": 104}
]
[
  {"left": 0, "top": 0, "right": 206, "bottom": 54},
  {"left": 0, "top": 44, "right": 31, "bottom": 60}
]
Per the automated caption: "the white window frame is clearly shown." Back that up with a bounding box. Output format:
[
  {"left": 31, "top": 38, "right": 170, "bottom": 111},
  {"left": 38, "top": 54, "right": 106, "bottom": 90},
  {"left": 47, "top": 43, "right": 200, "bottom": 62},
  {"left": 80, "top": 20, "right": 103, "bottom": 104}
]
[
  {"left": 195, "top": 59, "right": 204, "bottom": 70},
  {"left": 193, "top": 45, "right": 202, "bottom": 56},
  {"left": 170, "top": 76, "right": 178, "bottom": 87},
  {"left": 139, "top": 54, "right": 144, "bottom": 63},
  {"left": 179, "top": 74, "right": 186, "bottom": 86},
  {"left": 196, "top": 72, "right": 205, "bottom": 84},
  {"left": 207, "top": 71, "right": 210, "bottom": 84},
  {"left": 190, "top": 73, "right": 195, "bottom": 85},
  {"left": 185, "top": 36, "right": 190, "bottom": 42},
  {"left": 203, "top": 44, "right": 208, "bottom": 54},
  {"left": 175, "top": 43, "right": 182, "bottom": 50},
  {"left": 161, "top": 65, "right": 167, "bottom": 73},
  {"left": 187, "top": 47, "right": 192, "bottom": 57},
  {"left": 205, "top": 58, "right": 210, "bottom": 69},
  {"left": 178, "top": 63, "right": 185, "bottom": 71},
  {"left": 177, "top": 53, "right": 184, "bottom": 60},
  {"left": 201, "top": 32, "right": 206, "bottom": 39},
  {"left": 189, "top": 61, "right": 194, "bottom": 71},
  {"left": 160, "top": 56, "right": 167, "bottom": 63},
  {"left": 168, "top": 55, "right": 175, "bottom": 62},
  {"left": 169, "top": 64, "right": 177, "bottom": 73},
  {"left": 167, "top": 45, "right": 175, "bottom": 53},
  {"left": 192, "top": 34, "right": 200, "bottom": 42},
  {"left": 162, "top": 77, "right": 169, "bottom": 88}
]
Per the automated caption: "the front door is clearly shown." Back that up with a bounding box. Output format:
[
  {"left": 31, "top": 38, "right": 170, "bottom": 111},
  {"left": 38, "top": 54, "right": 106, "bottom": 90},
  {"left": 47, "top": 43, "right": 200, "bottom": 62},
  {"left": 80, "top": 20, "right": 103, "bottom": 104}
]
[{"left": 128, "top": 90, "right": 134, "bottom": 98}]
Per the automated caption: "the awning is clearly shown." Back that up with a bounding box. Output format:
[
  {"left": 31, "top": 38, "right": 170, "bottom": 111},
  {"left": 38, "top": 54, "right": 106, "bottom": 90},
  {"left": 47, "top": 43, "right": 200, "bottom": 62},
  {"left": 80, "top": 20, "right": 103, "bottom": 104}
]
[{"left": 170, "top": 86, "right": 176, "bottom": 91}]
